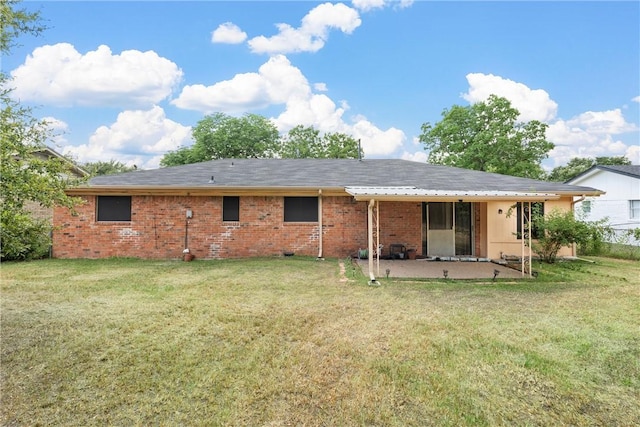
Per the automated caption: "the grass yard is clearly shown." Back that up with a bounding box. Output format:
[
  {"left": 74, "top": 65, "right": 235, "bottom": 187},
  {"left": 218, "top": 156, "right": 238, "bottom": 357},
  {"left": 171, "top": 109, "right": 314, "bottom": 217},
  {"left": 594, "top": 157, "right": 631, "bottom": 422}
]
[{"left": 1, "top": 256, "right": 639, "bottom": 426}]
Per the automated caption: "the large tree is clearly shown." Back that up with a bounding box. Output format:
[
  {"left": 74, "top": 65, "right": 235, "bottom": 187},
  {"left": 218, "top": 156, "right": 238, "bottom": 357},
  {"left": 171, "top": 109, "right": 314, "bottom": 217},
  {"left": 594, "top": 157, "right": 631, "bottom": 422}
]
[
  {"left": 279, "top": 125, "right": 323, "bottom": 158},
  {"left": 1, "top": 0, "right": 83, "bottom": 260},
  {"left": 83, "top": 159, "right": 136, "bottom": 176},
  {"left": 161, "top": 113, "right": 280, "bottom": 166},
  {"left": 279, "top": 125, "right": 363, "bottom": 159},
  {"left": 547, "top": 156, "right": 631, "bottom": 182},
  {"left": 419, "top": 95, "right": 554, "bottom": 179}
]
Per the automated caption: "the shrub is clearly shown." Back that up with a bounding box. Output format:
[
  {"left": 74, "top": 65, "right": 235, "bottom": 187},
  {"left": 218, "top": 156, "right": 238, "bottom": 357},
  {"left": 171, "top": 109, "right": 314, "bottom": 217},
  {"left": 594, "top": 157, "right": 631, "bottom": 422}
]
[
  {"left": 531, "top": 209, "right": 592, "bottom": 263},
  {"left": 1, "top": 210, "right": 51, "bottom": 261},
  {"left": 577, "top": 218, "right": 615, "bottom": 256}
]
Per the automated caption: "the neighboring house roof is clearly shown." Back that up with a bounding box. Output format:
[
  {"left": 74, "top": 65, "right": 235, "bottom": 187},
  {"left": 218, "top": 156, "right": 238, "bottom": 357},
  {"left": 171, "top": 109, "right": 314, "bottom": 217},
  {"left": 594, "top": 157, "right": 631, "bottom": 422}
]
[
  {"left": 70, "top": 159, "right": 602, "bottom": 199},
  {"left": 33, "top": 146, "right": 89, "bottom": 178},
  {"left": 566, "top": 164, "right": 640, "bottom": 184}
]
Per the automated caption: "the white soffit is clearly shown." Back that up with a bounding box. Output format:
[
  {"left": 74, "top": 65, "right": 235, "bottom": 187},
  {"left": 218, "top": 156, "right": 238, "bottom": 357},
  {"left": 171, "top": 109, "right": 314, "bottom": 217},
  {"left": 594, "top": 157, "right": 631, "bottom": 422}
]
[{"left": 345, "top": 186, "right": 560, "bottom": 201}]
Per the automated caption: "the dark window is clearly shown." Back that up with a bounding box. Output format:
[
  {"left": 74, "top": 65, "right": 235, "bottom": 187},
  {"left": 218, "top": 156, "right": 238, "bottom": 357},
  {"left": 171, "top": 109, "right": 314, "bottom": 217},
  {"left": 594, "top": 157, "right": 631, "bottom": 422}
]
[
  {"left": 428, "top": 202, "right": 453, "bottom": 230},
  {"left": 284, "top": 197, "right": 318, "bottom": 222},
  {"left": 97, "top": 196, "right": 131, "bottom": 221},
  {"left": 223, "top": 196, "right": 240, "bottom": 222},
  {"left": 517, "top": 202, "right": 544, "bottom": 239}
]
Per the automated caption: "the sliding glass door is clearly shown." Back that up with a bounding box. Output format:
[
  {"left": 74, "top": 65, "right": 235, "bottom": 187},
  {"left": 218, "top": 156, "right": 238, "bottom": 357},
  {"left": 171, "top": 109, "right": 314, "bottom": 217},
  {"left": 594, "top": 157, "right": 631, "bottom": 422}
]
[{"left": 423, "top": 202, "right": 473, "bottom": 256}]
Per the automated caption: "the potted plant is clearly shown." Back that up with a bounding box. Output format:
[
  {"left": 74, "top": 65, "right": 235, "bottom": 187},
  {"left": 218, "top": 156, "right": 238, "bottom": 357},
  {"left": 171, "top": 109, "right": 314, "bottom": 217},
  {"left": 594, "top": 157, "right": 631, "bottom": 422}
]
[{"left": 183, "top": 248, "right": 195, "bottom": 262}]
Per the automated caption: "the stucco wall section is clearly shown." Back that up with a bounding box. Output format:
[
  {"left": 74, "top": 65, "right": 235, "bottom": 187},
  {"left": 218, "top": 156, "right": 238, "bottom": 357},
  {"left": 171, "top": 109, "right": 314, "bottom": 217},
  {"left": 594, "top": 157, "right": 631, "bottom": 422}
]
[{"left": 485, "top": 198, "right": 575, "bottom": 259}]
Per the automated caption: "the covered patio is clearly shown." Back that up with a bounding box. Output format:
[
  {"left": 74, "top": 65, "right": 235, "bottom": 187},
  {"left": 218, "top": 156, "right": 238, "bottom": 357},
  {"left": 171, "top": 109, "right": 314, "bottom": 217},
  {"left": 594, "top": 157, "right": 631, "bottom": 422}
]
[
  {"left": 355, "top": 259, "right": 527, "bottom": 280},
  {"left": 345, "top": 186, "right": 549, "bottom": 283}
]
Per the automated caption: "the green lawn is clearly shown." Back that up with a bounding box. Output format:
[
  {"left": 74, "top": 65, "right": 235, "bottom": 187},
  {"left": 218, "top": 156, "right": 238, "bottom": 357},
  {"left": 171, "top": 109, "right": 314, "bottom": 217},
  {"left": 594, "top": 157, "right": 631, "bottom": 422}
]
[{"left": 2, "top": 257, "right": 639, "bottom": 426}]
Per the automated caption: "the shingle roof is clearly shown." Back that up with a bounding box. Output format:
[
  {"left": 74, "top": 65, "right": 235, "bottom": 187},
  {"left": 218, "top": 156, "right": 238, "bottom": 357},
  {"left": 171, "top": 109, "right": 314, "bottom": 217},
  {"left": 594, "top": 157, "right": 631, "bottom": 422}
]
[
  {"left": 567, "top": 164, "right": 640, "bottom": 183},
  {"left": 85, "top": 158, "right": 600, "bottom": 194}
]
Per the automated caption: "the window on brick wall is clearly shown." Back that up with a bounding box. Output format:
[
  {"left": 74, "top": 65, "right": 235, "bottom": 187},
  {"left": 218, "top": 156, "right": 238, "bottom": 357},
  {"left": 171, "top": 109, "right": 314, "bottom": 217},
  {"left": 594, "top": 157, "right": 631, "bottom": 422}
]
[
  {"left": 284, "top": 197, "right": 318, "bottom": 222},
  {"left": 97, "top": 196, "right": 131, "bottom": 221},
  {"left": 223, "top": 196, "right": 240, "bottom": 222}
]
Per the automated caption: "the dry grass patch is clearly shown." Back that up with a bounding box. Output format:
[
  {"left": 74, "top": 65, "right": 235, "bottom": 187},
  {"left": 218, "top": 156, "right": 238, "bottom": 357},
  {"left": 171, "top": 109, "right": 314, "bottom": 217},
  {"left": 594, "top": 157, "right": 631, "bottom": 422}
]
[{"left": 1, "top": 256, "right": 639, "bottom": 426}]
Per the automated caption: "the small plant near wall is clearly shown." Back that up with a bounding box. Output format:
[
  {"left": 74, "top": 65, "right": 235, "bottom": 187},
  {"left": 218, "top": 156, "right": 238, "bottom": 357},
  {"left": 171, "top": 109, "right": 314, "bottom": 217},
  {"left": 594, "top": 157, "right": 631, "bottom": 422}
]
[
  {"left": 507, "top": 206, "right": 614, "bottom": 264},
  {"left": 530, "top": 209, "right": 593, "bottom": 263},
  {"left": 183, "top": 248, "right": 195, "bottom": 262}
]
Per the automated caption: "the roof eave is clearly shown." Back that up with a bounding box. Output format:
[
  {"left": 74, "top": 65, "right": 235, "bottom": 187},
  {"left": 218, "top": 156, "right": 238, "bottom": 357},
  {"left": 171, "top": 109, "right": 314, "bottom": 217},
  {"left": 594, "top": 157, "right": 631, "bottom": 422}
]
[
  {"left": 65, "top": 185, "right": 348, "bottom": 197},
  {"left": 350, "top": 194, "right": 562, "bottom": 202}
]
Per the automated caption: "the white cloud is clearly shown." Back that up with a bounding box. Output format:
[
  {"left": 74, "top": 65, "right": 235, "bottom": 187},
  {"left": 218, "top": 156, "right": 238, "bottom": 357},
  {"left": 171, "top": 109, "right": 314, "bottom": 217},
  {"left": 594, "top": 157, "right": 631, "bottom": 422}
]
[
  {"left": 564, "top": 109, "right": 637, "bottom": 135},
  {"left": 626, "top": 144, "right": 640, "bottom": 164},
  {"left": 633, "top": 96, "right": 640, "bottom": 103},
  {"left": 274, "top": 93, "right": 347, "bottom": 133},
  {"left": 211, "top": 22, "right": 247, "bottom": 44},
  {"left": 546, "top": 109, "right": 638, "bottom": 166},
  {"left": 352, "top": 0, "right": 414, "bottom": 12},
  {"left": 548, "top": 135, "right": 629, "bottom": 167},
  {"left": 314, "top": 82, "right": 328, "bottom": 92},
  {"left": 172, "top": 74, "right": 271, "bottom": 113},
  {"left": 463, "top": 73, "right": 558, "bottom": 122},
  {"left": 64, "top": 106, "right": 191, "bottom": 169},
  {"left": 352, "top": 0, "right": 386, "bottom": 12},
  {"left": 172, "top": 55, "right": 306, "bottom": 113},
  {"left": 10, "top": 43, "right": 183, "bottom": 108},
  {"left": 248, "top": 3, "right": 361, "bottom": 54},
  {"left": 350, "top": 115, "right": 405, "bottom": 156},
  {"left": 272, "top": 89, "right": 405, "bottom": 157},
  {"left": 401, "top": 150, "right": 428, "bottom": 163},
  {"left": 173, "top": 54, "right": 405, "bottom": 158}
]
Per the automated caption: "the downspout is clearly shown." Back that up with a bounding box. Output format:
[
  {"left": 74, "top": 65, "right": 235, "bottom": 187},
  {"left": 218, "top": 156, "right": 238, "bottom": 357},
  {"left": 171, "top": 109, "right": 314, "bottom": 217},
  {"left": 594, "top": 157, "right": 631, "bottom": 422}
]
[
  {"left": 368, "top": 199, "right": 378, "bottom": 284},
  {"left": 571, "top": 195, "right": 586, "bottom": 208},
  {"left": 570, "top": 195, "right": 586, "bottom": 256},
  {"left": 184, "top": 217, "right": 189, "bottom": 250},
  {"left": 317, "top": 189, "right": 323, "bottom": 259}
]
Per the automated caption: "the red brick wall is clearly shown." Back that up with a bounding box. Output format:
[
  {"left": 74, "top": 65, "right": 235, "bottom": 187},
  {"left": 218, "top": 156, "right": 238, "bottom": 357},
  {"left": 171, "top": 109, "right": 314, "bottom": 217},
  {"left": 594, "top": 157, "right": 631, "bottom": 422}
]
[
  {"left": 377, "top": 201, "right": 423, "bottom": 257},
  {"left": 53, "top": 197, "right": 489, "bottom": 260},
  {"left": 53, "top": 195, "right": 371, "bottom": 260}
]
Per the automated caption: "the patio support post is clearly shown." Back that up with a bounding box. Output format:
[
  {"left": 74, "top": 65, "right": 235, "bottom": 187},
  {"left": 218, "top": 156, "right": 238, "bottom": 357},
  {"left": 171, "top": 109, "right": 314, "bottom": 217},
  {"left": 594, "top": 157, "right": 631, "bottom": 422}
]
[
  {"left": 521, "top": 200, "right": 525, "bottom": 277},
  {"left": 368, "top": 199, "right": 376, "bottom": 283},
  {"left": 317, "top": 189, "right": 323, "bottom": 258},
  {"left": 528, "top": 201, "right": 532, "bottom": 278},
  {"left": 376, "top": 200, "right": 380, "bottom": 277}
]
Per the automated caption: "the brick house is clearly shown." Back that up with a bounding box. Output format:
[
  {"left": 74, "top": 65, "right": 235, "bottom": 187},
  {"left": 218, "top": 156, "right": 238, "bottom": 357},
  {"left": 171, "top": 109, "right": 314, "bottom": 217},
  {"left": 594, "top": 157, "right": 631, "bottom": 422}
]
[{"left": 55, "top": 158, "right": 602, "bottom": 269}]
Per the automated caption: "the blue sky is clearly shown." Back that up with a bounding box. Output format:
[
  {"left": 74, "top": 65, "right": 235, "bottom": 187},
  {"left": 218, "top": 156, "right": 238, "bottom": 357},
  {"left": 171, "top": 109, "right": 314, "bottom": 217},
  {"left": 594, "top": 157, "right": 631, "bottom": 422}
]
[{"left": 5, "top": 0, "right": 639, "bottom": 169}]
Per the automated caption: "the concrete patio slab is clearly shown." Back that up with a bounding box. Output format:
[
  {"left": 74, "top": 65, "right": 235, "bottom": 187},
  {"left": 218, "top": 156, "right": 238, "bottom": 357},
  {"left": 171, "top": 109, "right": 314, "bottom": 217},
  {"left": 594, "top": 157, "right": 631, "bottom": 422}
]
[{"left": 355, "top": 259, "right": 528, "bottom": 280}]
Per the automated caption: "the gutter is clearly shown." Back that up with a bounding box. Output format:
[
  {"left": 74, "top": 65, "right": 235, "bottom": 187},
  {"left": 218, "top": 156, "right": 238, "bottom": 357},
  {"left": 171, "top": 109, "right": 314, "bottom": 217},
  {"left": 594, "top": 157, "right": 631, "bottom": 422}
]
[
  {"left": 65, "top": 185, "right": 347, "bottom": 197},
  {"left": 317, "top": 189, "right": 323, "bottom": 259}
]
